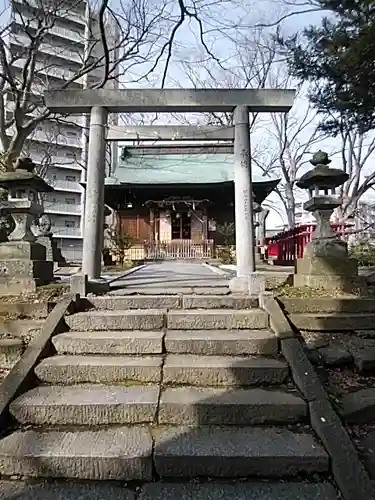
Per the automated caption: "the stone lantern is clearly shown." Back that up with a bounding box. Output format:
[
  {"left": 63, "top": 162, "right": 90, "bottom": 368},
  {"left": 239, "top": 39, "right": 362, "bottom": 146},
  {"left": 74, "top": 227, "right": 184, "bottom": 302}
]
[
  {"left": 0, "top": 157, "right": 54, "bottom": 294},
  {"left": 294, "top": 150, "right": 366, "bottom": 292}
]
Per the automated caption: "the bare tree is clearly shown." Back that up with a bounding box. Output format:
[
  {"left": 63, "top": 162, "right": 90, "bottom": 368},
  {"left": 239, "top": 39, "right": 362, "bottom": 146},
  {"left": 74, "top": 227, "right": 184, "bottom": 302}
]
[
  {"left": 0, "top": 0, "right": 240, "bottom": 172},
  {"left": 176, "top": 29, "right": 282, "bottom": 130},
  {"left": 336, "top": 127, "right": 375, "bottom": 222},
  {"left": 253, "top": 82, "right": 323, "bottom": 228}
]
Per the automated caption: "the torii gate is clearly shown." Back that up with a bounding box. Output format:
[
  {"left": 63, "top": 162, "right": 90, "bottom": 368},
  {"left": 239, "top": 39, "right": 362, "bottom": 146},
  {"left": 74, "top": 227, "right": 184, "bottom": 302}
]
[{"left": 44, "top": 88, "right": 295, "bottom": 293}]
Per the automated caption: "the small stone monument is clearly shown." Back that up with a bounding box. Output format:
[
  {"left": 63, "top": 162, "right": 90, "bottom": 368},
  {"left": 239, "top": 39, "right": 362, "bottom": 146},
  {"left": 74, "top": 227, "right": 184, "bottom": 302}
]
[
  {"left": 33, "top": 213, "right": 66, "bottom": 266},
  {"left": 0, "top": 157, "right": 54, "bottom": 294},
  {"left": 294, "top": 150, "right": 366, "bottom": 292},
  {"left": 253, "top": 202, "right": 263, "bottom": 265}
]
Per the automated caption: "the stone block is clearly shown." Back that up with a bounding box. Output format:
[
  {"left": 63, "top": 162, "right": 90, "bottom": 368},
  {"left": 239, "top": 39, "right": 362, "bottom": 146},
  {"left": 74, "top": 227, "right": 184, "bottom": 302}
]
[
  {"left": 0, "top": 277, "right": 37, "bottom": 295},
  {"left": 0, "top": 338, "right": 24, "bottom": 368},
  {"left": 167, "top": 309, "right": 268, "bottom": 330},
  {"left": 360, "top": 430, "right": 375, "bottom": 479},
  {"left": 280, "top": 338, "right": 327, "bottom": 402},
  {"left": 338, "top": 388, "right": 375, "bottom": 424},
  {"left": 153, "top": 426, "right": 329, "bottom": 478},
  {"left": 70, "top": 274, "right": 87, "bottom": 297},
  {"left": 0, "top": 302, "right": 50, "bottom": 318},
  {"left": 165, "top": 329, "right": 278, "bottom": 356},
  {"left": 0, "top": 259, "right": 53, "bottom": 281},
  {"left": 182, "top": 295, "right": 258, "bottom": 309},
  {"left": 158, "top": 387, "right": 307, "bottom": 425},
  {"left": 0, "top": 482, "right": 135, "bottom": 500},
  {"left": 310, "top": 399, "right": 375, "bottom": 500},
  {"left": 281, "top": 297, "right": 375, "bottom": 314},
  {"left": 35, "top": 355, "right": 163, "bottom": 384},
  {"left": 0, "top": 241, "right": 45, "bottom": 260},
  {"left": 86, "top": 295, "right": 181, "bottom": 310},
  {"left": 249, "top": 272, "right": 266, "bottom": 295},
  {"left": 53, "top": 330, "right": 164, "bottom": 355},
  {"left": 0, "top": 427, "right": 153, "bottom": 480},
  {"left": 318, "top": 343, "right": 352, "bottom": 366},
  {"left": 296, "top": 255, "right": 358, "bottom": 276},
  {"left": 294, "top": 273, "right": 367, "bottom": 292},
  {"left": 10, "top": 385, "right": 160, "bottom": 425},
  {"left": 289, "top": 312, "right": 375, "bottom": 331},
  {"left": 163, "top": 354, "right": 289, "bottom": 386},
  {"left": 66, "top": 309, "right": 165, "bottom": 331},
  {"left": 138, "top": 482, "right": 339, "bottom": 500},
  {"left": 347, "top": 339, "right": 375, "bottom": 371}
]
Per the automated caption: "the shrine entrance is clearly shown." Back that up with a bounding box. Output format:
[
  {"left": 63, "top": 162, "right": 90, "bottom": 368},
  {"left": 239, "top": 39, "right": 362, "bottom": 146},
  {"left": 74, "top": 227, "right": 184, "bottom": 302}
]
[{"left": 171, "top": 212, "right": 191, "bottom": 240}]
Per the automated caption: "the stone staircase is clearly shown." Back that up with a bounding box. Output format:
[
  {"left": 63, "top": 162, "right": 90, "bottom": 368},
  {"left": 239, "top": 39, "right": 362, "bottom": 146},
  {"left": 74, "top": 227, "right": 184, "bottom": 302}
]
[{"left": 0, "top": 291, "right": 337, "bottom": 497}]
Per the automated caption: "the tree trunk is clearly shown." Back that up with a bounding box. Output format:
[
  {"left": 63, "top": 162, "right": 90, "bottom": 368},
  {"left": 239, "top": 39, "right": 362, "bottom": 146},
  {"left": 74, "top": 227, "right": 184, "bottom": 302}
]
[{"left": 285, "top": 184, "right": 296, "bottom": 229}]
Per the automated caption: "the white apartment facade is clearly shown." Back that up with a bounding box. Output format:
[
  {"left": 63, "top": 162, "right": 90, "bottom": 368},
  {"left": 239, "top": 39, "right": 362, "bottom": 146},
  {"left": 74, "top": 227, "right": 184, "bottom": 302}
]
[{"left": 5, "top": 0, "right": 118, "bottom": 262}]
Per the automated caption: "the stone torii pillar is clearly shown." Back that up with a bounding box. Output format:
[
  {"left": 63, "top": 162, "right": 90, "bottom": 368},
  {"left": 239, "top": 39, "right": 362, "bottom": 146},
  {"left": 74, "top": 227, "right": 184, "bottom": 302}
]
[
  {"left": 229, "top": 105, "right": 256, "bottom": 293},
  {"left": 82, "top": 106, "right": 108, "bottom": 279}
]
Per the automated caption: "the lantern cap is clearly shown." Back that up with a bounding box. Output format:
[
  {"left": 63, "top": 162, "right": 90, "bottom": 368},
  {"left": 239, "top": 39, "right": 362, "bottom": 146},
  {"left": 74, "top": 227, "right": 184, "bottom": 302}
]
[
  {"left": 0, "top": 157, "right": 54, "bottom": 193},
  {"left": 297, "top": 151, "right": 348, "bottom": 190}
]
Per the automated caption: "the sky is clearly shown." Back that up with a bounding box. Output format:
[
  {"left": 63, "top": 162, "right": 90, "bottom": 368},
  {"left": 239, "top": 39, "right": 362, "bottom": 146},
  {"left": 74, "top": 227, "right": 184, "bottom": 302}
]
[{"left": 107, "top": 0, "right": 336, "bottom": 229}]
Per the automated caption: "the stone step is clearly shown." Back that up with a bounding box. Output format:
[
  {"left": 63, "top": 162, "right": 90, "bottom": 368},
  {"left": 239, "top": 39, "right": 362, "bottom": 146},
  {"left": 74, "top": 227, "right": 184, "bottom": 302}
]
[
  {"left": 163, "top": 354, "right": 289, "bottom": 386},
  {"left": 167, "top": 309, "right": 268, "bottom": 330},
  {"left": 0, "top": 481, "right": 339, "bottom": 499},
  {"left": 182, "top": 295, "right": 258, "bottom": 309},
  {"left": 0, "top": 427, "right": 152, "bottom": 480},
  {"left": 153, "top": 426, "right": 329, "bottom": 478},
  {"left": 10, "top": 385, "right": 160, "bottom": 425},
  {"left": 165, "top": 329, "right": 277, "bottom": 356},
  {"left": 282, "top": 297, "right": 375, "bottom": 314},
  {"left": 83, "top": 295, "right": 258, "bottom": 310},
  {"left": 109, "top": 286, "right": 230, "bottom": 296},
  {"left": 139, "top": 482, "right": 339, "bottom": 500},
  {"left": 53, "top": 331, "right": 164, "bottom": 355},
  {"left": 0, "top": 319, "right": 44, "bottom": 341},
  {"left": 35, "top": 355, "right": 162, "bottom": 384},
  {"left": 83, "top": 296, "right": 181, "bottom": 310},
  {"left": 158, "top": 387, "right": 307, "bottom": 425},
  {"left": 65, "top": 310, "right": 165, "bottom": 331},
  {"left": 289, "top": 312, "right": 375, "bottom": 331}
]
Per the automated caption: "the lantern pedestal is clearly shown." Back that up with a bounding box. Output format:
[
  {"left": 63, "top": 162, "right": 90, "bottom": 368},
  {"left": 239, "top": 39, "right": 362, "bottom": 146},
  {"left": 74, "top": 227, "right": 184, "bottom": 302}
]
[
  {"left": 0, "top": 159, "right": 54, "bottom": 295},
  {"left": 294, "top": 239, "right": 366, "bottom": 292},
  {"left": 293, "top": 151, "right": 367, "bottom": 293},
  {"left": 0, "top": 240, "right": 53, "bottom": 295}
]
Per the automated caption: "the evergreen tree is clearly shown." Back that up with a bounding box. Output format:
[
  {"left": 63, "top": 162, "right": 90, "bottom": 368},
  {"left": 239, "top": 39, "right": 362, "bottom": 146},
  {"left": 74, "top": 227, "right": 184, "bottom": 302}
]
[{"left": 279, "top": 0, "right": 375, "bottom": 134}]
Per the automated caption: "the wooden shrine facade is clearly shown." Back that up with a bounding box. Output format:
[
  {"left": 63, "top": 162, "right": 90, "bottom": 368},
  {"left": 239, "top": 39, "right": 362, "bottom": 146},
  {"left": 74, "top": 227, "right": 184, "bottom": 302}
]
[{"left": 104, "top": 179, "right": 279, "bottom": 260}]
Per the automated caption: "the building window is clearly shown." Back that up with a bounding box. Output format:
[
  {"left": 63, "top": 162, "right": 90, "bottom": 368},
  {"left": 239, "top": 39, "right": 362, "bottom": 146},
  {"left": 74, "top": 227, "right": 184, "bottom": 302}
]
[
  {"left": 66, "top": 130, "right": 78, "bottom": 137},
  {"left": 65, "top": 175, "right": 77, "bottom": 182},
  {"left": 65, "top": 197, "right": 76, "bottom": 205},
  {"left": 64, "top": 220, "right": 75, "bottom": 228}
]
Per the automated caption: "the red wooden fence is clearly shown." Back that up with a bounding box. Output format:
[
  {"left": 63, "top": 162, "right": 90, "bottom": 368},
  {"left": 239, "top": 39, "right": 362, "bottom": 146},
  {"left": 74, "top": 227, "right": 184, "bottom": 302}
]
[{"left": 264, "top": 223, "right": 351, "bottom": 266}]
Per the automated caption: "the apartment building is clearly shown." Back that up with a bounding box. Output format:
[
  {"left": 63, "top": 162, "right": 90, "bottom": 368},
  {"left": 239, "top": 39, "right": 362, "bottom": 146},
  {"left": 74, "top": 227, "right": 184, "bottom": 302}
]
[{"left": 5, "top": 0, "right": 118, "bottom": 262}]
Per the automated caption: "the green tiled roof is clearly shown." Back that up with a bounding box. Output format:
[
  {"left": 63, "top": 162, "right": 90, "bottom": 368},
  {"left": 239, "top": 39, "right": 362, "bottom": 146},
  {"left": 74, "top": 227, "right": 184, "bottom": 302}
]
[{"left": 110, "top": 153, "right": 271, "bottom": 185}]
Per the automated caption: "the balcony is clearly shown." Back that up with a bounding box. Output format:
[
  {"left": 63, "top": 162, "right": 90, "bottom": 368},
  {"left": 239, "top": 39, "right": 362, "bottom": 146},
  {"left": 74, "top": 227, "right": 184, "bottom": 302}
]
[
  {"left": 10, "top": 33, "right": 84, "bottom": 65},
  {"left": 31, "top": 155, "right": 82, "bottom": 170},
  {"left": 30, "top": 130, "right": 82, "bottom": 149},
  {"left": 13, "top": 14, "right": 86, "bottom": 45},
  {"left": 45, "top": 203, "right": 82, "bottom": 214},
  {"left": 12, "top": 0, "right": 87, "bottom": 26},
  {"left": 49, "top": 180, "right": 82, "bottom": 192},
  {"left": 52, "top": 227, "right": 82, "bottom": 237},
  {"left": 11, "top": 58, "right": 86, "bottom": 86}
]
